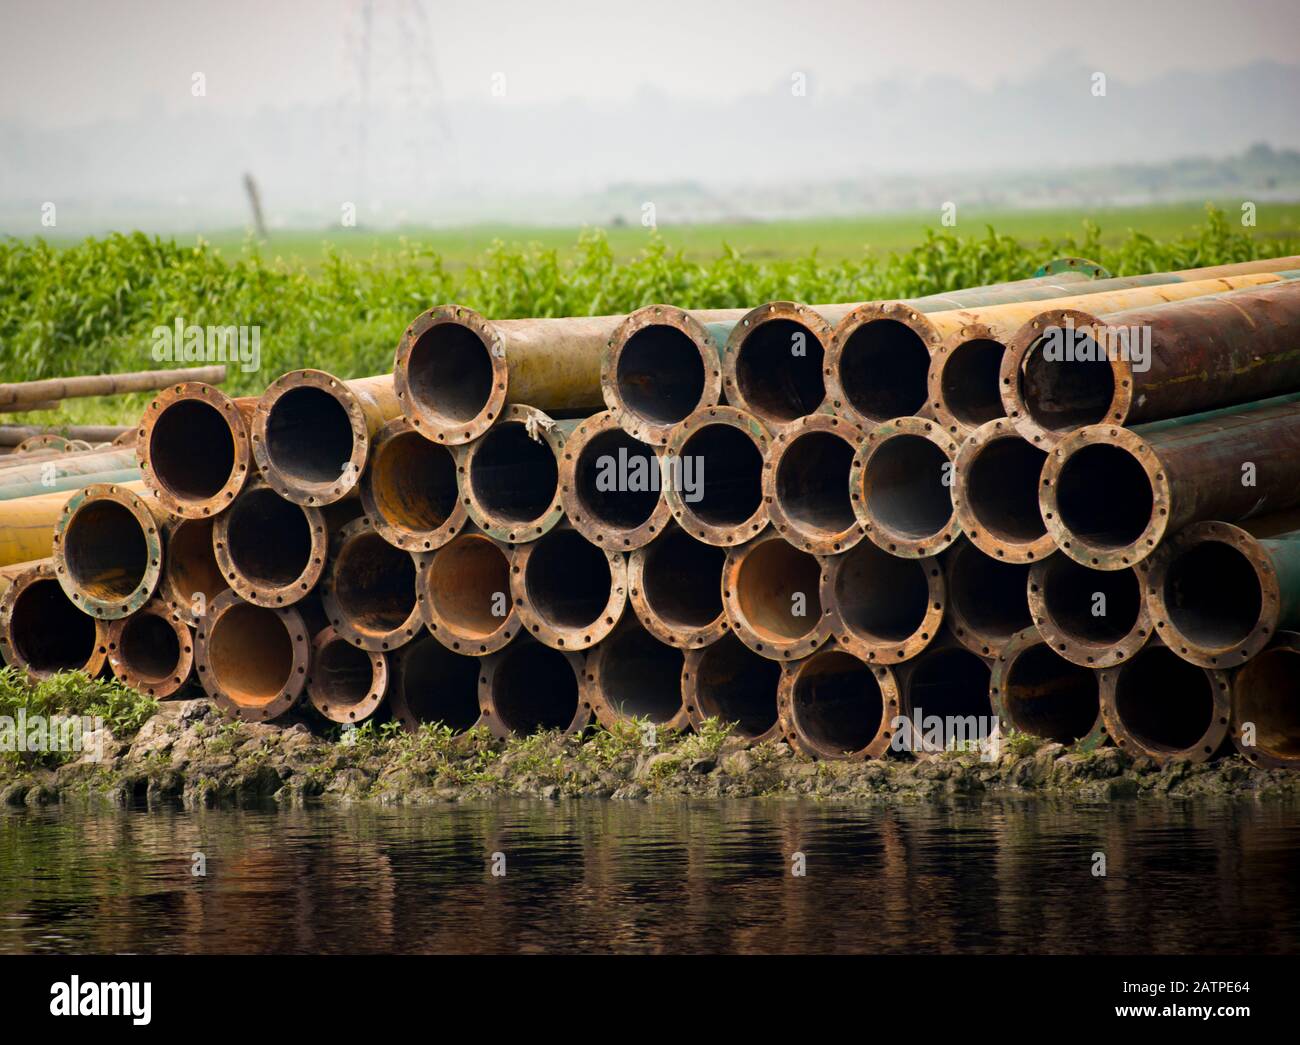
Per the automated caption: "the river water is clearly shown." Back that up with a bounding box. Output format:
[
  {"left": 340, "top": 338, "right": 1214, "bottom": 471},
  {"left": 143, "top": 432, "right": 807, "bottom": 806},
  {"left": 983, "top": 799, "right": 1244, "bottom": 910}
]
[{"left": 1, "top": 798, "right": 1297, "bottom": 954}]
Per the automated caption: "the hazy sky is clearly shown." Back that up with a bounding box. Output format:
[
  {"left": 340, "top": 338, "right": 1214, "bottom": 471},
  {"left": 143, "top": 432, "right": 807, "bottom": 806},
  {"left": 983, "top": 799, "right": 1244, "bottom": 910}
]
[{"left": 4, "top": 0, "right": 1299, "bottom": 126}]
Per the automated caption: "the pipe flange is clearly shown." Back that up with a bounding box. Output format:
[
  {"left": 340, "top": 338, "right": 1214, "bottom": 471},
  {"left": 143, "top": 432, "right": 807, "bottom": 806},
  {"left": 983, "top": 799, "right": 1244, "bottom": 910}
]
[
  {"left": 360, "top": 416, "right": 468, "bottom": 553},
  {"left": 763, "top": 411, "right": 866, "bottom": 555},
  {"left": 1039, "top": 424, "right": 1171, "bottom": 570},
  {"left": 583, "top": 622, "right": 691, "bottom": 734},
  {"left": 251, "top": 368, "right": 370, "bottom": 506},
  {"left": 722, "top": 530, "right": 832, "bottom": 661},
  {"left": 52, "top": 482, "right": 166, "bottom": 620},
  {"left": 559, "top": 410, "right": 672, "bottom": 551},
  {"left": 160, "top": 516, "right": 227, "bottom": 625},
  {"left": 927, "top": 321, "right": 1006, "bottom": 441},
  {"left": 850, "top": 416, "right": 961, "bottom": 558},
  {"left": 319, "top": 516, "right": 424, "bottom": 652},
  {"left": 626, "top": 524, "right": 728, "bottom": 649},
  {"left": 137, "top": 382, "right": 252, "bottom": 518},
  {"left": 305, "top": 625, "right": 389, "bottom": 724},
  {"left": 825, "top": 301, "right": 943, "bottom": 428},
  {"left": 0, "top": 560, "right": 110, "bottom": 681},
  {"left": 951, "top": 417, "right": 1055, "bottom": 564},
  {"left": 106, "top": 598, "right": 194, "bottom": 698},
  {"left": 1143, "top": 521, "right": 1283, "bottom": 668},
  {"left": 417, "top": 527, "right": 519, "bottom": 655},
  {"left": 602, "top": 305, "right": 724, "bottom": 445},
  {"left": 682, "top": 634, "right": 785, "bottom": 746},
  {"left": 510, "top": 527, "right": 628, "bottom": 650},
  {"left": 456, "top": 403, "right": 567, "bottom": 543},
  {"left": 394, "top": 304, "right": 507, "bottom": 445},
  {"left": 942, "top": 538, "right": 1033, "bottom": 658},
  {"left": 1028, "top": 556, "right": 1151, "bottom": 668},
  {"left": 722, "top": 301, "right": 833, "bottom": 430},
  {"left": 776, "top": 641, "right": 899, "bottom": 760},
  {"left": 15, "top": 434, "right": 74, "bottom": 454},
  {"left": 195, "top": 589, "right": 310, "bottom": 722},
  {"left": 821, "top": 544, "right": 944, "bottom": 664},
  {"left": 663, "top": 405, "right": 771, "bottom": 547},
  {"left": 212, "top": 478, "right": 328, "bottom": 608},
  {"left": 989, "top": 626, "right": 1107, "bottom": 751},
  {"left": 477, "top": 641, "right": 590, "bottom": 739},
  {"left": 387, "top": 635, "right": 488, "bottom": 735}
]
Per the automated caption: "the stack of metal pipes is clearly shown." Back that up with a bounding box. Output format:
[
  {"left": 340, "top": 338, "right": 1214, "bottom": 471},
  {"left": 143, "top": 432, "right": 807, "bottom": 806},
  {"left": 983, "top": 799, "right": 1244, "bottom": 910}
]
[{"left": 6, "top": 258, "right": 1300, "bottom": 771}]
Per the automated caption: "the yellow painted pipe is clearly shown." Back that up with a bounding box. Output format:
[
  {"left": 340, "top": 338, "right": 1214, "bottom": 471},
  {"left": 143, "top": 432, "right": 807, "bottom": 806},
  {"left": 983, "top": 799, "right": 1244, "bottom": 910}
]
[{"left": 0, "top": 480, "right": 149, "bottom": 569}]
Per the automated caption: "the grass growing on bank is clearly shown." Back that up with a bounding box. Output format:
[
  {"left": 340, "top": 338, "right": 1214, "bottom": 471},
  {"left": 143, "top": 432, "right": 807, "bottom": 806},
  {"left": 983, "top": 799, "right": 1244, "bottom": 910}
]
[{"left": 3, "top": 205, "right": 1298, "bottom": 428}]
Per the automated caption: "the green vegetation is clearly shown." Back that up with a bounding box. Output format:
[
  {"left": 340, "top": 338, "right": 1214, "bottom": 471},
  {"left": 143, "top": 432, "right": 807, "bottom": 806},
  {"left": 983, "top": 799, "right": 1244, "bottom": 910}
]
[
  {"left": 0, "top": 669, "right": 157, "bottom": 768},
  {"left": 2, "top": 205, "right": 1298, "bottom": 428}
]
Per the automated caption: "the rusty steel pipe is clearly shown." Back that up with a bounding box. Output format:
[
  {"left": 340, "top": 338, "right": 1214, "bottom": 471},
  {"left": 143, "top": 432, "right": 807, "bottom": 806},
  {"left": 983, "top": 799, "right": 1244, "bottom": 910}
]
[
  {"left": 1231, "top": 631, "right": 1300, "bottom": 768},
  {"left": 388, "top": 632, "right": 484, "bottom": 734},
  {"left": 478, "top": 636, "right": 589, "bottom": 738},
  {"left": 683, "top": 631, "right": 784, "bottom": 745},
  {"left": 306, "top": 626, "right": 389, "bottom": 724},
  {"left": 1027, "top": 553, "right": 1150, "bottom": 667},
  {"left": 627, "top": 521, "right": 727, "bottom": 649},
  {"left": 137, "top": 383, "right": 255, "bottom": 517},
  {"left": 764, "top": 412, "right": 866, "bottom": 554},
  {"left": 663, "top": 405, "right": 770, "bottom": 547},
  {"left": 559, "top": 410, "right": 672, "bottom": 550},
  {"left": 194, "top": 589, "right": 311, "bottom": 722},
  {"left": 106, "top": 600, "right": 194, "bottom": 699},
  {"left": 820, "top": 538, "right": 944, "bottom": 664},
  {"left": 457, "top": 404, "right": 572, "bottom": 543},
  {"left": 51, "top": 481, "right": 167, "bottom": 620},
  {"left": 510, "top": 523, "right": 628, "bottom": 650},
  {"left": 0, "top": 446, "right": 138, "bottom": 497},
  {"left": 1002, "top": 278, "right": 1300, "bottom": 448},
  {"left": 416, "top": 525, "right": 518, "bottom": 655},
  {"left": 161, "top": 516, "right": 228, "bottom": 624},
  {"left": 0, "top": 560, "right": 108, "bottom": 680},
  {"left": 722, "top": 530, "right": 832, "bottom": 660},
  {"left": 990, "top": 627, "right": 1105, "bottom": 748},
  {"left": 1144, "top": 522, "right": 1300, "bottom": 669},
  {"left": 850, "top": 416, "right": 961, "bottom": 558},
  {"left": 777, "top": 641, "right": 899, "bottom": 760},
  {"left": 942, "top": 536, "right": 1033, "bottom": 657},
  {"left": 1041, "top": 397, "right": 1300, "bottom": 570},
  {"left": 720, "top": 302, "right": 837, "bottom": 430},
  {"left": 360, "top": 417, "right": 467, "bottom": 553},
  {"left": 894, "top": 631, "right": 995, "bottom": 758},
  {"left": 320, "top": 517, "right": 423, "bottom": 652},
  {"left": 252, "top": 370, "right": 402, "bottom": 506},
  {"left": 585, "top": 615, "right": 689, "bottom": 731},
  {"left": 951, "top": 418, "right": 1052, "bottom": 563},
  {"left": 1098, "top": 638, "right": 1230, "bottom": 764},
  {"left": 212, "top": 479, "right": 329, "bottom": 607}
]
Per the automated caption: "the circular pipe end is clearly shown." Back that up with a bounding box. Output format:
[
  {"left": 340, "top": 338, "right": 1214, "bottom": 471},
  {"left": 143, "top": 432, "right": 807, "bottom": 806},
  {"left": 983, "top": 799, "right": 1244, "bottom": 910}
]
[
  {"left": 195, "top": 589, "right": 310, "bottom": 722},
  {"left": 952, "top": 418, "right": 1054, "bottom": 564},
  {"left": 53, "top": 483, "right": 165, "bottom": 620},
  {"left": 212, "top": 479, "right": 327, "bottom": 608},
  {"left": 683, "top": 631, "right": 784, "bottom": 745},
  {"left": 478, "top": 638, "right": 589, "bottom": 738},
  {"left": 928, "top": 323, "right": 1010, "bottom": 441},
  {"left": 319, "top": 517, "right": 423, "bottom": 652},
  {"left": 627, "top": 522, "right": 728, "bottom": 649},
  {"left": 306, "top": 625, "right": 389, "bottom": 724},
  {"left": 822, "top": 539, "right": 944, "bottom": 664},
  {"left": 510, "top": 524, "right": 628, "bottom": 650},
  {"left": 778, "top": 643, "right": 898, "bottom": 760},
  {"left": 722, "top": 531, "right": 831, "bottom": 661},
  {"left": 0, "top": 561, "right": 108, "bottom": 681},
  {"left": 664, "top": 405, "right": 770, "bottom": 547},
  {"left": 585, "top": 616, "right": 690, "bottom": 732},
  {"left": 107, "top": 599, "right": 194, "bottom": 698},
  {"left": 457, "top": 404, "right": 566, "bottom": 543},
  {"left": 417, "top": 527, "right": 518, "bottom": 655},
  {"left": 722, "top": 301, "right": 832, "bottom": 429},
  {"left": 828, "top": 301, "right": 942, "bottom": 427},
  {"left": 990, "top": 627, "right": 1105, "bottom": 748},
  {"left": 764, "top": 412, "right": 866, "bottom": 555},
  {"left": 138, "top": 382, "right": 251, "bottom": 518},
  {"left": 360, "top": 416, "right": 467, "bottom": 552}
]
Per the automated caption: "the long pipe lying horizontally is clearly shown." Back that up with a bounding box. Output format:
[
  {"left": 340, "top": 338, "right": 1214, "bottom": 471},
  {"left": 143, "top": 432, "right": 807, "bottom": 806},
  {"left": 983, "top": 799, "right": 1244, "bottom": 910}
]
[
  {"left": 0, "top": 447, "right": 137, "bottom": 496},
  {"left": 1231, "top": 631, "right": 1300, "bottom": 768},
  {"left": 106, "top": 599, "right": 194, "bottom": 699},
  {"left": 0, "top": 559, "right": 108, "bottom": 680},
  {"left": 387, "top": 632, "right": 483, "bottom": 735},
  {"left": 778, "top": 641, "right": 898, "bottom": 760},
  {"left": 1041, "top": 396, "right": 1300, "bottom": 570},
  {"left": 990, "top": 627, "right": 1105, "bottom": 748},
  {"left": 585, "top": 614, "right": 689, "bottom": 731},
  {"left": 194, "top": 589, "right": 311, "bottom": 722},
  {"left": 0, "top": 364, "right": 227, "bottom": 410}
]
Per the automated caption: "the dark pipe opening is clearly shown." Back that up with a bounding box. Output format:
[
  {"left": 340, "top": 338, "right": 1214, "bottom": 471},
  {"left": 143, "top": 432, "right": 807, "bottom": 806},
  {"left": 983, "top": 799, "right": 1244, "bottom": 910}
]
[
  {"left": 1162, "top": 541, "right": 1263, "bottom": 649},
  {"left": 370, "top": 430, "right": 458, "bottom": 532},
  {"left": 1236, "top": 648, "right": 1300, "bottom": 759},
  {"left": 209, "top": 602, "right": 293, "bottom": 704},
  {"left": 642, "top": 528, "right": 724, "bottom": 628},
  {"left": 904, "top": 647, "right": 992, "bottom": 753},
  {"left": 10, "top": 580, "right": 98, "bottom": 673},
  {"left": 965, "top": 437, "right": 1048, "bottom": 542},
  {"left": 834, "top": 540, "right": 931, "bottom": 641},
  {"left": 775, "top": 430, "right": 855, "bottom": 535},
  {"left": 862, "top": 435, "right": 952, "bottom": 539},
  {"left": 678, "top": 423, "right": 762, "bottom": 526},
  {"left": 599, "top": 624, "right": 685, "bottom": 723},
  {"left": 1040, "top": 557, "right": 1141, "bottom": 644},
  {"left": 574, "top": 429, "right": 661, "bottom": 530},
  {"left": 1021, "top": 335, "right": 1116, "bottom": 431},
  {"left": 493, "top": 642, "right": 579, "bottom": 734},
  {"left": 119, "top": 612, "right": 181, "bottom": 682},
  {"left": 734, "top": 319, "right": 824, "bottom": 422},
  {"left": 469, "top": 421, "right": 559, "bottom": 523},
  {"left": 1004, "top": 644, "right": 1099, "bottom": 743},
  {"left": 792, "top": 650, "right": 883, "bottom": 754},
  {"left": 265, "top": 386, "right": 355, "bottom": 485},
  {"left": 735, "top": 540, "right": 821, "bottom": 641},
  {"left": 396, "top": 637, "right": 481, "bottom": 733},
  {"left": 425, "top": 535, "right": 510, "bottom": 638},
  {"left": 166, "top": 517, "right": 225, "bottom": 608},
  {"left": 149, "top": 399, "right": 236, "bottom": 499},
  {"left": 335, "top": 533, "right": 417, "bottom": 635},
  {"left": 948, "top": 547, "right": 1031, "bottom": 642},
  {"left": 839, "top": 318, "right": 930, "bottom": 421},
  {"left": 314, "top": 639, "right": 376, "bottom": 716},
  {"left": 407, "top": 321, "right": 495, "bottom": 426},
  {"left": 1054, "top": 444, "right": 1153, "bottom": 548},
  {"left": 64, "top": 500, "right": 148, "bottom": 599},
  {"left": 693, "top": 633, "right": 781, "bottom": 737},
  {"left": 1114, "top": 646, "right": 1214, "bottom": 752},
  {"left": 941, "top": 338, "right": 1006, "bottom": 427},
  {"left": 617, "top": 326, "right": 706, "bottom": 427},
  {"left": 525, "top": 529, "right": 612, "bottom": 629},
  {"left": 226, "top": 488, "right": 313, "bottom": 587}
]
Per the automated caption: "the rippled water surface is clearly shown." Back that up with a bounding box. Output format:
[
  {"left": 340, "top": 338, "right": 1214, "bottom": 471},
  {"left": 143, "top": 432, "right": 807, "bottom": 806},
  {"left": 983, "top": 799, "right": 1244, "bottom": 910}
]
[{"left": 2, "top": 798, "right": 1298, "bottom": 954}]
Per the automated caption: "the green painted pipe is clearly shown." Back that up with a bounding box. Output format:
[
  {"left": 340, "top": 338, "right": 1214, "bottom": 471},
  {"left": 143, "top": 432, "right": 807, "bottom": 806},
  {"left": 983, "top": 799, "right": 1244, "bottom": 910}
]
[{"left": 0, "top": 467, "right": 143, "bottom": 501}]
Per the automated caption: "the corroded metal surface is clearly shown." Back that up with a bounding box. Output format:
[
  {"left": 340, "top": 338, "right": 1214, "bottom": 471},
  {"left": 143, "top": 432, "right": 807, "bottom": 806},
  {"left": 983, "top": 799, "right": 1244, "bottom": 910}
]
[
  {"left": 764, "top": 411, "right": 866, "bottom": 555},
  {"left": 682, "top": 631, "right": 784, "bottom": 745},
  {"left": 477, "top": 637, "right": 590, "bottom": 739},
  {"left": 106, "top": 599, "right": 194, "bottom": 699},
  {"left": 989, "top": 627, "right": 1106, "bottom": 750},
  {"left": 663, "top": 405, "right": 770, "bottom": 547},
  {"left": 721, "top": 529, "right": 832, "bottom": 661},
  {"left": 1231, "top": 630, "right": 1300, "bottom": 768},
  {"left": 721, "top": 301, "right": 836, "bottom": 430},
  {"left": 626, "top": 520, "right": 728, "bottom": 649},
  {"left": 584, "top": 614, "right": 690, "bottom": 732},
  {"left": 951, "top": 418, "right": 1053, "bottom": 563},
  {"left": 388, "top": 632, "right": 484, "bottom": 735},
  {"left": 360, "top": 416, "right": 468, "bottom": 553},
  {"left": 942, "top": 536, "right": 1033, "bottom": 657},
  {"left": 305, "top": 625, "right": 389, "bottom": 724},
  {"left": 416, "top": 524, "right": 518, "bottom": 655},
  {"left": 820, "top": 540, "right": 944, "bottom": 664},
  {"left": 318, "top": 516, "right": 423, "bottom": 652},
  {"left": 212, "top": 478, "right": 328, "bottom": 608},
  {"left": 1028, "top": 554, "right": 1150, "bottom": 667},
  {"left": 510, "top": 522, "right": 628, "bottom": 650},
  {"left": 777, "top": 641, "right": 898, "bottom": 760},
  {"left": 892, "top": 629, "right": 995, "bottom": 760},
  {"left": 0, "top": 559, "right": 108, "bottom": 681}
]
